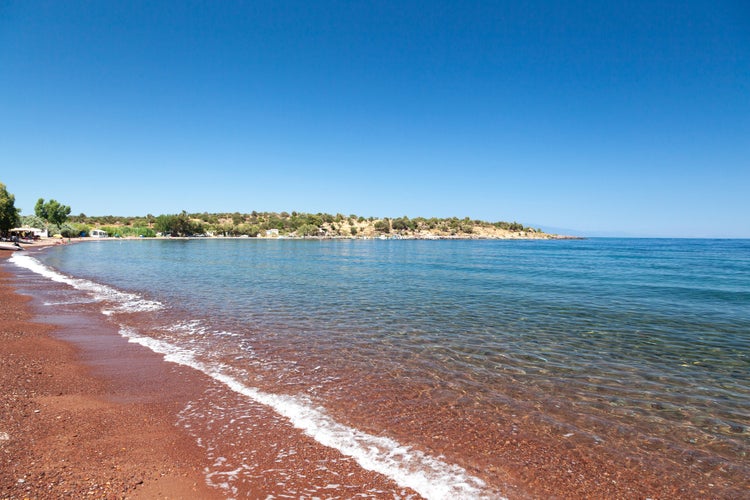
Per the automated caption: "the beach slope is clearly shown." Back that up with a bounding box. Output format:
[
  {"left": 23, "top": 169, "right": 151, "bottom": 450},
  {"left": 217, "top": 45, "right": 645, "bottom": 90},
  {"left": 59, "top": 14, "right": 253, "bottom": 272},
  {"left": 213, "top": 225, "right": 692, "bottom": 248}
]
[{"left": 0, "top": 254, "right": 219, "bottom": 499}]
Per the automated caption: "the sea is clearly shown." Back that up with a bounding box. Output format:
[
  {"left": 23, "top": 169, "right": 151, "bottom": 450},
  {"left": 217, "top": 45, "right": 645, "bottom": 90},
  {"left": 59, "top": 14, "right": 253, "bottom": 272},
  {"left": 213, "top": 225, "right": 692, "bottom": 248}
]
[{"left": 7, "top": 238, "right": 750, "bottom": 498}]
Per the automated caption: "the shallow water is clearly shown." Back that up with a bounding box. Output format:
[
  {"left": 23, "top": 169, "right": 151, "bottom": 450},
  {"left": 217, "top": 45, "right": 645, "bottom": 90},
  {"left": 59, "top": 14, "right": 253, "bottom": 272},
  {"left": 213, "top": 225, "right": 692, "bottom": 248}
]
[{"left": 12, "top": 238, "right": 750, "bottom": 497}]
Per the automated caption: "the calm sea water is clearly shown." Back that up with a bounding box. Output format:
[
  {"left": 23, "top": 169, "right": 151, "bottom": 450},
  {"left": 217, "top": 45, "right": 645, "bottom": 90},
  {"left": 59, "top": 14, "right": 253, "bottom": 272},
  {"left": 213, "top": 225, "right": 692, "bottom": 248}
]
[{"left": 11, "top": 238, "right": 750, "bottom": 497}]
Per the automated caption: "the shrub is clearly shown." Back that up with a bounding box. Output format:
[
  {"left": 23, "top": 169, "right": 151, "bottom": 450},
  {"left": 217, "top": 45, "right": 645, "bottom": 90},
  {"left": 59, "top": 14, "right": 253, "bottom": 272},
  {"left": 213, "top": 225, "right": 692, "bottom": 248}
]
[
  {"left": 297, "top": 223, "right": 320, "bottom": 236},
  {"left": 374, "top": 219, "right": 390, "bottom": 233}
]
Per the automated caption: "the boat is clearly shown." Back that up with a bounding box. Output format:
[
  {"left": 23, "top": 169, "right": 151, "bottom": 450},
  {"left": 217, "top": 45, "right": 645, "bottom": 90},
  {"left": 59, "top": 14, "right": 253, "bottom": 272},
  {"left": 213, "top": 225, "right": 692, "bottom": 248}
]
[{"left": 0, "top": 242, "right": 24, "bottom": 251}]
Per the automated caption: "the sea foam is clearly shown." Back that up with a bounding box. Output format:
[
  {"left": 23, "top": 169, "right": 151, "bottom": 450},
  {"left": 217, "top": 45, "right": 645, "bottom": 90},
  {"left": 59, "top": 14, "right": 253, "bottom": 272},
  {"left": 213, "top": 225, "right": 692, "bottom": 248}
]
[
  {"left": 119, "top": 327, "right": 500, "bottom": 500},
  {"left": 12, "top": 252, "right": 501, "bottom": 499},
  {"left": 10, "top": 253, "right": 162, "bottom": 312}
]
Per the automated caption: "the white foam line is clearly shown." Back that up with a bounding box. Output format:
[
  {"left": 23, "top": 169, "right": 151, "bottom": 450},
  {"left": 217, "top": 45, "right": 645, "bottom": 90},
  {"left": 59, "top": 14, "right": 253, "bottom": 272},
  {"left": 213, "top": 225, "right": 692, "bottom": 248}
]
[
  {"left": 10, "top": 252, "right": 502, "bottom": 498},
  {"left": 10, "top": 253, "right": 162, "bottom": 312},
  {"left": 119, "top": 328, "right": 502, "bottom": 500}
]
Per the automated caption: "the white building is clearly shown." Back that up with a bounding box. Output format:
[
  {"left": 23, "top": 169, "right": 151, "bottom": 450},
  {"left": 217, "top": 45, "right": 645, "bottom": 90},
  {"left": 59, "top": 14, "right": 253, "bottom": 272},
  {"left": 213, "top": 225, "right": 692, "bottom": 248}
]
[{"left": 90, "top": 229, "right": 108, "bottom": 238}]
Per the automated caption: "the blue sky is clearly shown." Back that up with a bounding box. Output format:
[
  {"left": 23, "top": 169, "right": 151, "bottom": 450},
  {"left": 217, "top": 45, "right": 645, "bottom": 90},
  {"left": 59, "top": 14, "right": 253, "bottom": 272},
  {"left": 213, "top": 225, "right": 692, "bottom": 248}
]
[{"left": 1, "top": 1, "right": 748, "bottom": 237}]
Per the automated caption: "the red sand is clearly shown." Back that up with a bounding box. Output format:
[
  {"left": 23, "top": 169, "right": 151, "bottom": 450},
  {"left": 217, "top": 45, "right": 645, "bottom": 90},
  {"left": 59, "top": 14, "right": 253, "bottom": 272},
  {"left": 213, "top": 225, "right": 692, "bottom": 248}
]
[
  {"left": 1, "top": 248, "right": 747, "bottom": 499},
  {"left": 0, "top": 252, "right": 416, "bottom": 498},
  {"left": 0, "top": 254, "right": 220, "bottom": 499}
]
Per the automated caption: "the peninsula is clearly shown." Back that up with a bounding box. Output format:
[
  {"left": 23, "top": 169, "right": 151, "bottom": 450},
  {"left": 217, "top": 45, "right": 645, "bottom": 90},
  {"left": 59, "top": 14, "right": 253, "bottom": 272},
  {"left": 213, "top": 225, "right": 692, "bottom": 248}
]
[{"left": 61, "top": 211, "right": 566, "bottom": 240}]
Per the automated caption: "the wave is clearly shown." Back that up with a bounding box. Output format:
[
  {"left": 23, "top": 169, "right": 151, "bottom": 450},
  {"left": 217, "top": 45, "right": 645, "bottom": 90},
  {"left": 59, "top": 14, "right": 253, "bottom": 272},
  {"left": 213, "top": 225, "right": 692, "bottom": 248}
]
[
  {"left": 11, "top": 252, "right": 500, "bottom": 500},
  {"left": 9, "top": 253, "right": 162, "bottom": 313},
  {"left": 122, "top": 327, "right": 496, "bottom": 499}
]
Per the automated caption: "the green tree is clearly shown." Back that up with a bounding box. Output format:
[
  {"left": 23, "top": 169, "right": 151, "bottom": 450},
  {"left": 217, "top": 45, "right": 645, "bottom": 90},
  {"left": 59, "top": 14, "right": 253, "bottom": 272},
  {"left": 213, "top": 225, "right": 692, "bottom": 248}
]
[
  {"left": 59, "top": 223, "right": 78, "bottom": 238},
  {"left": 69, "top": 222, "right": 91, "bottom": 237},
  {"left": 0, "top": 183, "right": 20, "bottom": 236},
  {"left": 21, "top": 215, "right": 46, "bottom": 229},
  {"left": 34, "top": 198, "right": 46, "bottom": 220},
  {"left": 154, "top": 214, "right": 176, "bottom": 235},
  {"left": 154, "top": 211, "right": 203, "bottom": 236},
  {"left": 391, "top": 217, "right": 415, "bottom": 232},
  {"left": 245, "top": 224, "right": 261, "bottom": 237},
  {"left": 297, "top": 223, "right": 320, "bottom": 236},
  {"left": 306, "top": 214, "right": 323, "bottom": 227},
  {"left": 391, "top": 218, "right": 407, "bottom": 231},
  {"left": 172, "top": 211, "right": 194, "bottom": 236},
  {"left": 374, "top": 219, "right": 391, "bottom": 233},
  {"left": 35, "top": 198, "right": 71, "bottom": 231}
]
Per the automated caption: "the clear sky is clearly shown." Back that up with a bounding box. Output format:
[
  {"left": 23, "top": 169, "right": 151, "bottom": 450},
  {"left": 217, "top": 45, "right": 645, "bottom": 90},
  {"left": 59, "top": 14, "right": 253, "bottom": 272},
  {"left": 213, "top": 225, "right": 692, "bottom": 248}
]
[{"left": 1, "top": 1, "right": 748, "bottom": 237}]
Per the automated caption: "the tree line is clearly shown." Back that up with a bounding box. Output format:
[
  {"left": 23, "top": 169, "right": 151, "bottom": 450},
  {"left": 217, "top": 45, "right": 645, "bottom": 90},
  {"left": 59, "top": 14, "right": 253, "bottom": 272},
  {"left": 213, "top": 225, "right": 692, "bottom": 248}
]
[
  {"left": 69, "top": 211, "right": 541, "bottom": 238},
  {"left": 0, "top": 182, "right": 73, "bottom": 238},
  {"left": 1, "top": 181, "right": 542, "bottom": 240}
]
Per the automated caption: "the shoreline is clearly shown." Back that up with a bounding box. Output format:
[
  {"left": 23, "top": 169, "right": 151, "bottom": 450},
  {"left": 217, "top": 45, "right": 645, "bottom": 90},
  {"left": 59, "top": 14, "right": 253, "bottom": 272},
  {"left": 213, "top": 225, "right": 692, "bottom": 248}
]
[
  {"left": 10, "top": 233, "right": 582, "bottom": 244},
  {"left": 0, "top": 251, "right": 220, "bottom": 499},
  {"left": 0, "top": 250, "right": 425, "bottom": 498},
  {"left": 2, "top": 245, "right": 746, "bottom": 499}
]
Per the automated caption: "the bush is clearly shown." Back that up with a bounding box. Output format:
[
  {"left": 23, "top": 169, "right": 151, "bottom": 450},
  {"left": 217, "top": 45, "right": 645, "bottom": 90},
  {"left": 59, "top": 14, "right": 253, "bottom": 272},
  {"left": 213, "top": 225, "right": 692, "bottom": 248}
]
[
  {"left": 374, "top": 219, "right": 390, "bottom": 233},
  {"left": 70, "top": 222, "right": 91, "bottom": 237},
  {"left": 235, "top": 224, "right": 260, "bottom": 237},
  {"left": 391, "top": 218, "right": 408, "bottom": 231},
  {"left": 59, "top": 224, "right": 77, "bottom": 238},
  {"left": 391, "top": 217, "right": 416, "bottom": 232},
  {"left": 297, "top": 223, "right": 320, "bottom": 236}
]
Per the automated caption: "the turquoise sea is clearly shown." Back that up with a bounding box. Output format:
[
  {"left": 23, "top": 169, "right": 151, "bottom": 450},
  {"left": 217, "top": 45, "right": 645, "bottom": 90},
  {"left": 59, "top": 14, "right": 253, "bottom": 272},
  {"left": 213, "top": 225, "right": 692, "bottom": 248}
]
[{"left": 10, "top": 238, "right": 750, "bottom": 497}]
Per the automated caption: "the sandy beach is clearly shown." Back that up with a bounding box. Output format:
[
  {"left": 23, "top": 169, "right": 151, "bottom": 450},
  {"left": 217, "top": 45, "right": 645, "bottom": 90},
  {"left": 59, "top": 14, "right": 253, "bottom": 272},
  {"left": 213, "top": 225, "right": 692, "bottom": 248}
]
[
  {"left": 2, "top": 242, "right": 747, "bottom": 499},
  {"left": 0, "top": 251, "right": 220, "bottom": 499},
  {"left": 0, "top": 248, "right": 421, "bottom": 498}
]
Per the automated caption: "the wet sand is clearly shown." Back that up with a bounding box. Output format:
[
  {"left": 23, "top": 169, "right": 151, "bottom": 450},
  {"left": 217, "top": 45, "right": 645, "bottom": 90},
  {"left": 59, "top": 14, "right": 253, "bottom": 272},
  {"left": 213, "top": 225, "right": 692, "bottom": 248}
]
[
  {"left": 0, "top": 252, "right": 220, "bottom": 499},
  {"left": 2, "top": 246, "right": 747, "bottom": 499},
  {"left": 0, "top": 250, "right": 418, "bottom": 498}
]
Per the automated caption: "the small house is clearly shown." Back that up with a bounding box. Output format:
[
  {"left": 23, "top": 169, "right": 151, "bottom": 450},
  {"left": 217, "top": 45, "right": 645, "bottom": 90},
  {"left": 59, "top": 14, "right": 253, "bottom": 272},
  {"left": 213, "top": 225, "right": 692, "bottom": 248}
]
[{"left": 90, "top": 229, "right": 108, "bottom": 238}]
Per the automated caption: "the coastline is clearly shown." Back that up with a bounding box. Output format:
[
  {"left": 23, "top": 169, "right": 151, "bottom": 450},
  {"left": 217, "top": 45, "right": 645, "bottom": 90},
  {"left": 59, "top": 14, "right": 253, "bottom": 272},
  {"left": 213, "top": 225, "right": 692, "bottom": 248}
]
[
  {"left": 0, "top": 249, "right": 424, "bottom": 498},
  {"left": 2, "top": 242, "right": 746, "bottom": 499},
  {"left": 0, "top": 250, "right": 220, "bottom": 499}
]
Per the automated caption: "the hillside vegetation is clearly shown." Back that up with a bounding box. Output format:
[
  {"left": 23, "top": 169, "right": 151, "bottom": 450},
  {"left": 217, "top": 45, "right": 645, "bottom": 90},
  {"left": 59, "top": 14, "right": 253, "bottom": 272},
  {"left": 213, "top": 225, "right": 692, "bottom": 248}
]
[{"left": 63, "top": 211, "right": 558, "bottom": 239}]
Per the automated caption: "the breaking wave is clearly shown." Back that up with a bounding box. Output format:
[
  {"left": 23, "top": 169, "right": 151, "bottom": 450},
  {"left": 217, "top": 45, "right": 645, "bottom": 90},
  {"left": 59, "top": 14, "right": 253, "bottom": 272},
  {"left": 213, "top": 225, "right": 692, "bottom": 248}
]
[
  {"left": 11, "top": 251, "right": 499, "bottom": 500},
  {"left": 10, "top": 253, "right": 162, "bottom": 313}
]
